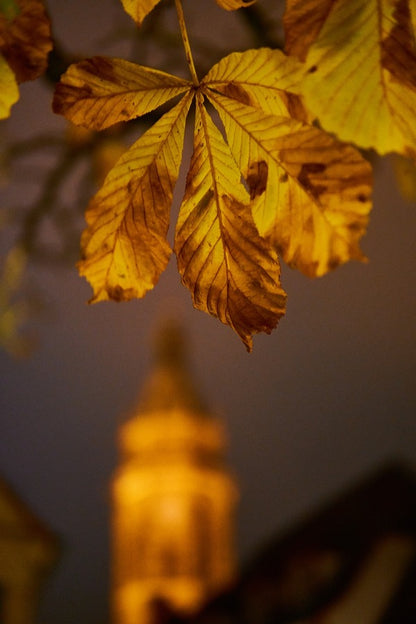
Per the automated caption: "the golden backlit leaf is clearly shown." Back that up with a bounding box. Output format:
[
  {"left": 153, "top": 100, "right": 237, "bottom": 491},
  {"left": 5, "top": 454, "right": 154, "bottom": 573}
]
[
  {"left": 120, "top": 0, "right": 161, "bottom": 26},
  {"left": 78, "top": 93, "right": 193, "bottom": 303},
  {"left": 284, "top": 0, "right": 416, "bottom": 157},
  {"left": 203, "top": 47, "right": 307, "bottom": 119},
  {"left": 208, "top": 91, "right": 372, "bottom": 277},
  {"left": 0, "top": 53, "right": 19, "bottom": 118},
  {"left": 53, "top": 57, "right": 191, "bottom": 131},
  {"left": 0, "top": 0, "right": 52, "bottom": 83},
  {"left": 215, "top": 0, "right": 256, "bottom": 10},
  {"left": 283, "top": 0, "right": 333, "bottom": 61},
  {"left": 175, "top": 93, "right": 286, "bottom": 351}
]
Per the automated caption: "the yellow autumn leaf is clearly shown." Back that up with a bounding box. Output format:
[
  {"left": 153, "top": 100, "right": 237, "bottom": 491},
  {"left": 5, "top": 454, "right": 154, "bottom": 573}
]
[
  {"left": 0, "top": 0, "right": 52, "bottom": 83},
  {"left": 215, "top": 0, "right": 256, "bottom": 10},
  {"left": 119, "top": 0, "right": 161, "bottom": 26},
  {"left": 78, "top": 93, "right": 193, "bottom": 303},
  {"left": 0, "top": 53, "right": 19, "bottom": 119},
  {"left": 175, "top": 93, "right": 287, "bottom": 351},
  {"left": 203, "top": 47, "right": 307, "bottom": 119},
  {"left": 206, "top": 91, "right": 372, "bottom": 277},
  {"left": 284, "top": 0, "right": 416, "bottom": 157},
  {"left": 52, "top": 57, "right": 191, "bottom": 130},
  {"left": 283, "top": 0, "right": 333, "bottom": 62}
]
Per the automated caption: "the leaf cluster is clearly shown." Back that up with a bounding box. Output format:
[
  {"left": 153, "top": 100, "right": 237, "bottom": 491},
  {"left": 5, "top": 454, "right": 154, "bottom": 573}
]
[{"left": 3, "top": 0, "right": 416, "bottom": 350}]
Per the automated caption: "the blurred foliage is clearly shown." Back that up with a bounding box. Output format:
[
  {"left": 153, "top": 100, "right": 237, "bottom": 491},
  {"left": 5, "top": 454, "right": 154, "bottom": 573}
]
[{"left": 0, "top": 246, "right": 34, "bottom": 356}]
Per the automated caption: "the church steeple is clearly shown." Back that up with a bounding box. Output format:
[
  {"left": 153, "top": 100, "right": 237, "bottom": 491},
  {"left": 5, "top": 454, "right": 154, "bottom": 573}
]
[
  {"left": 134, "top": 321, "right": 207, "bottom": 414},
  {"left": 111, "top": 322, "right": 238, "bottom": 624}
]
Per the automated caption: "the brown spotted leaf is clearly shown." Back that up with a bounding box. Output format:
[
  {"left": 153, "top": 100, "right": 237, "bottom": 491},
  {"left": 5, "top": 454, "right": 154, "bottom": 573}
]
[
  {"left": 0, "top": 0, "right": 52, "bottom": 83},
  {"left": 53, "top": 57, "right": 191, "bottom": 130},
  {"left": 284, "top": 0, "right": 416, "bottom": 157},
  {"left": 207, "top": 91, "right": 372, "bottom": 277},
  {"left": 203, "top": 47, "right": 308, "bottom": 120},
  {"left": 174, "top": 93, "right": 287, "bottom": 351},
  {"left": 78, "top": 93, "right": 193, "bottom": 303},
  {"left": 283, "top": 0, "right": 334, "bottom": 62}
]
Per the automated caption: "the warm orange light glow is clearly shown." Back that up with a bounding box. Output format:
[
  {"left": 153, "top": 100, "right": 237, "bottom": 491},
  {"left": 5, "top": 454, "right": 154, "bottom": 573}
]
[{"left": 111, "top": 323, "right": 238, "bottom": 624}]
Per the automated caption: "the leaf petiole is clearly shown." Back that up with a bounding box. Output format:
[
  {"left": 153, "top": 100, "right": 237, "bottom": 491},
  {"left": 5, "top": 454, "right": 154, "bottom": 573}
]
[{"left": 174, "top": 0, "right": 199, "bottom": 86}]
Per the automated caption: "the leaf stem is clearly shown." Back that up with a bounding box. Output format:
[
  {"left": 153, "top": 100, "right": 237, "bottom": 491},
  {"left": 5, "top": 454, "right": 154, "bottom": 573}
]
[{"left": 174, "top": 0, "right": 199, "bottom": 86}]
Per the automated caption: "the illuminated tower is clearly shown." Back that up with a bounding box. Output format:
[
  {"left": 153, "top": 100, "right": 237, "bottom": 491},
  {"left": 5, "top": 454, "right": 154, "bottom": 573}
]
[{"left": 111, "top": 323, "right": 238, "bottom": 624}]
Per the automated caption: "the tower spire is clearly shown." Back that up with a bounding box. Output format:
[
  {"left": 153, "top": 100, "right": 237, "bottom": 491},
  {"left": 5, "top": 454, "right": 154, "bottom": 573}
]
[
  {"left": 154, "top": 319, "right": 186, "bottom": 366},
  {"left": 111, "top": 322, "right": 238, "bottom": 624},
  {"left": 136, "top": 320, "right": 207, "bottom": 415}
]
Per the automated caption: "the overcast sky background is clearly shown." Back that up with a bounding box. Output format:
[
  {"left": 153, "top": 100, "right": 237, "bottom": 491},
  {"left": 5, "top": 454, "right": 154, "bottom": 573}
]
[{"left": 1, "top": 1, "right": 416, "bottom": 623}]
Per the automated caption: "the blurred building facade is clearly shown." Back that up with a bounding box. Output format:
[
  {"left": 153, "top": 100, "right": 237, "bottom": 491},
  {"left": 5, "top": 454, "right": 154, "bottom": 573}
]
[
  {"left": 0, "top": 477, "right": 58, "bottom": 624},
  {"left": 111, "top": 323, "right": 238, "bottom": 624}
]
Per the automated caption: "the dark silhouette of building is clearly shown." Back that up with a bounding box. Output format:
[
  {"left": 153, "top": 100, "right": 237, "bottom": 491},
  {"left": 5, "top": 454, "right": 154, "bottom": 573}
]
[
  {"left": 0, "top": 476, "right": 58, "bottom": 624},
  {"left": 171, "top": 463, "right": 416, "bottom": 624}
]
